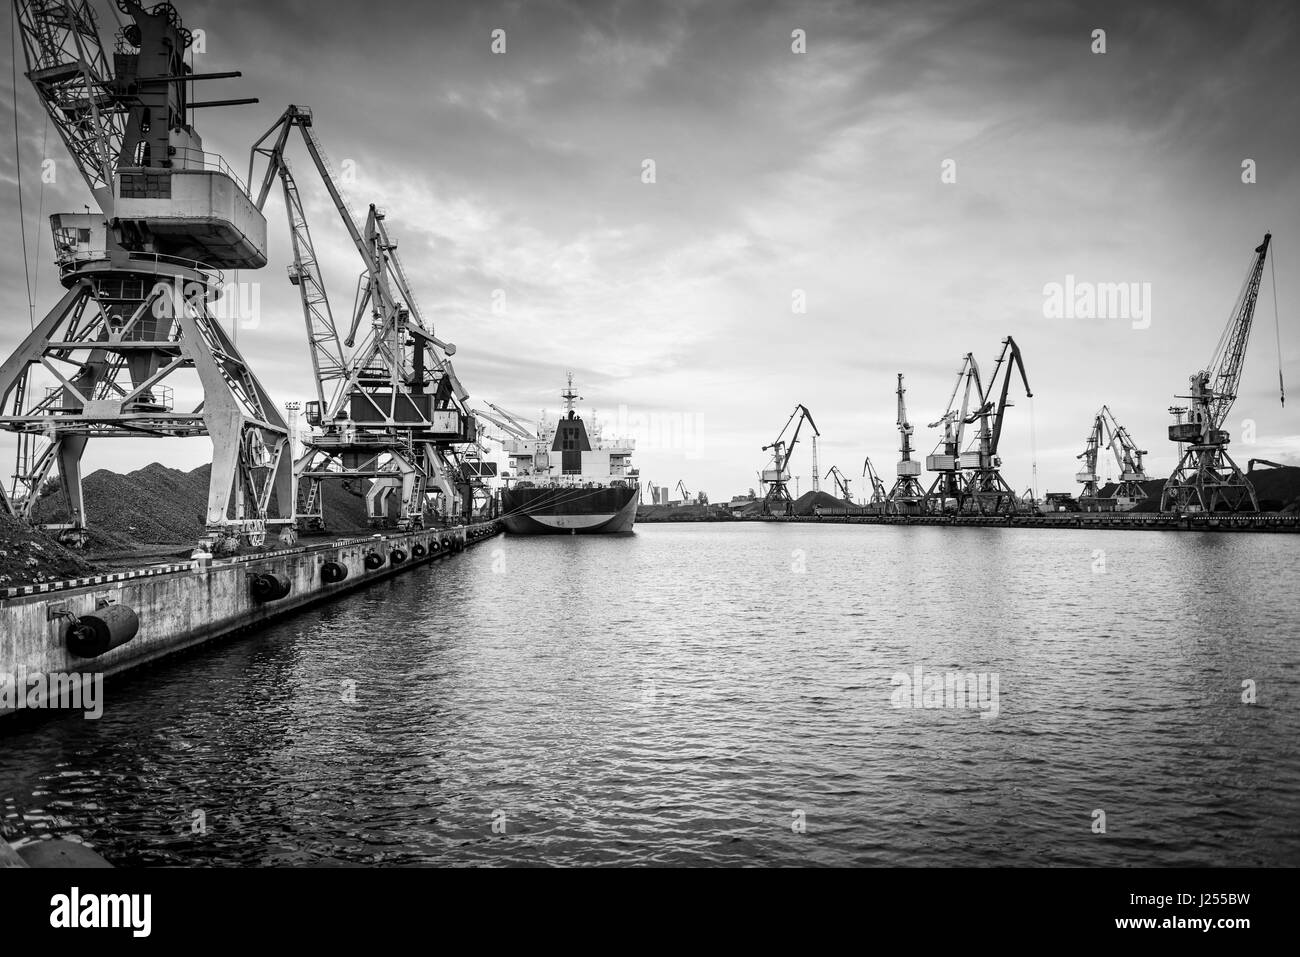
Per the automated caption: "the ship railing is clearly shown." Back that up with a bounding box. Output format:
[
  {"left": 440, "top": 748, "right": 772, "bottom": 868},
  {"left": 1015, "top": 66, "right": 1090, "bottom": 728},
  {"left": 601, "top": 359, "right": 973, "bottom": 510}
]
[{"left": 508, "top": 478, "right": 621, "bottom": 489}]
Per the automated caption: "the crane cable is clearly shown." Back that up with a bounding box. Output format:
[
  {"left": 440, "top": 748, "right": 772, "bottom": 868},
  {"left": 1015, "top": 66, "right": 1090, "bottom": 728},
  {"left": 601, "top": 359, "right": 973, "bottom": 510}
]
[
  {"left": 31, "top": 115, "right": 49, "bottom": 297},
  {"left": 1029, "top": 394, "right": 1039, "bottom": 505},
  {"left": 10, "top": 2, "right": 35, "bottom": 329},
  {"left": 1271, "top": 239, "right": 1284, "bottom": 407}
]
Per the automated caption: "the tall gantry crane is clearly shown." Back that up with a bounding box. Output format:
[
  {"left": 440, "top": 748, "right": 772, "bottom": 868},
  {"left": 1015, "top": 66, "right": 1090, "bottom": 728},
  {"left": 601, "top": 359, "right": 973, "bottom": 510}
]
[
  {"left": 247, "top": 105, "right": 475, "bottom": 531},
  {"left": 824, "top": 465, "right": 853, "bottom": 504},
  {"left": 1075, "top": 413, "right": 1105, "bottom": 503},
  {"left": 1078, "top": 406, "right": 1149, "bottom": 510},
  {"left": 0, "top": 0, "right": 293, "bottom": 549},
  {"left": 1162, "top": 233, "right": 1279, "bottom": 513},
  {"left": 1105, "top": 409, "right": 1149, "bottom": 507},
  {"left": 886, "top": 373, "right": 925, "bottom": 514},
  {"left": 760, "top": 404, "right": 818, "bottom": 515},
  {"left": 960, "top": 336, "right": 1032, "bottom": 515},
  {"left": 861, "top": 457, "right": 886, "bottom": 508},
  {"left": 924, "top": 354, "right": 980, "bottom": 514}
]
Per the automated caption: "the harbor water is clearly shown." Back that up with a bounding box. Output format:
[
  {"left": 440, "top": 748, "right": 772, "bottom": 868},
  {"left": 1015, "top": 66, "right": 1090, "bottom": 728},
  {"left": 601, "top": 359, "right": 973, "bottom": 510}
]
[{"left": 2, "top": 523, "right": 1297, "bottom": 866}]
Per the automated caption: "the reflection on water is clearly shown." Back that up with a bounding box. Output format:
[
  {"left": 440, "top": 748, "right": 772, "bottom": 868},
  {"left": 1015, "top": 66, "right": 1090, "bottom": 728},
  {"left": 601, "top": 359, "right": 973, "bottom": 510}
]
[{"left": 2, "top": 524, "right": 1297, "bottom": 866}]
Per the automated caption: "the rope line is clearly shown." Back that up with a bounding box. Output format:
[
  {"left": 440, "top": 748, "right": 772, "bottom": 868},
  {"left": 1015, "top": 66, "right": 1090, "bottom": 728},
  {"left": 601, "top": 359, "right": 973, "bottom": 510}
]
[
  {"left": 493, "top": 483, "right": 638, "bottom": 521},
  {"left": 32, "top": 114, "right": 48, "bottom": 300},
  {"left": 1028, "top": 394, "right": 1039, "bottom": 504},
  {"left": 1271, "top": 238, "right": 1284, "bottom": 407},
  {"left": 11, "top": 3, "right": 35, "bottom": 328}
]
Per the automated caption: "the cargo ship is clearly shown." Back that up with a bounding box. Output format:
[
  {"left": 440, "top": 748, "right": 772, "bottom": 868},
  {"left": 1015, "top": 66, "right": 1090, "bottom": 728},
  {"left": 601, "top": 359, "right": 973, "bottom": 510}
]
[{"left": 497, "top": 376, "right": 639, "bottom": 534}]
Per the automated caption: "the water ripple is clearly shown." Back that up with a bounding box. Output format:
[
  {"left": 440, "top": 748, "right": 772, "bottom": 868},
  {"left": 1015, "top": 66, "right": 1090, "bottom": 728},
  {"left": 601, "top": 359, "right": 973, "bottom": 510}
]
[{"left": 1, "top": 524, "right": 1297, "bottom": 866}]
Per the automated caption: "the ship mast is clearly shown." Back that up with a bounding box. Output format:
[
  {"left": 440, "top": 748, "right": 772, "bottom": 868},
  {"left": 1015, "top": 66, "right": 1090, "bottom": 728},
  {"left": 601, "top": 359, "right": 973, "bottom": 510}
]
[{"left": 562, "top": 372, "right": 583, "bottom": 419}]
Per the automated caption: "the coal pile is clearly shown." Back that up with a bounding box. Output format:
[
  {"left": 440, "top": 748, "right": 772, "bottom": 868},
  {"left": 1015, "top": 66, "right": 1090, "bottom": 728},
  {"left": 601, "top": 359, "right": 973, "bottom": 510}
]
[
  {"left": 1100, "top": 464, "right": 1300, "bottom": 512},
  {"left": 636, "top": 503, "right": 732, "bottom": 522},
  {"left": 0, "top": 510, "right": 94, "bottom": 586},
  {"left": 1240, "top": 465, "right": 1300, "bottom": 511},
  {"left": 791, "top": 490, "right": 855, "bottom": 516},
  {"left": 33, "top": 462, "right": 378, "bottom": 548}
]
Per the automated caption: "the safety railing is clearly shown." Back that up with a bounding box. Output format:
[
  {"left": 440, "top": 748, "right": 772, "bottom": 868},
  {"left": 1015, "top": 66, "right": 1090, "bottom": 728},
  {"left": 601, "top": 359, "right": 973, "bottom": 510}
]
[
  {"left": 55, "top": 249, "right": 225, "bottom": 285},
  {"left": 158, "top": 147, "right": 251, "bottom": 194}
]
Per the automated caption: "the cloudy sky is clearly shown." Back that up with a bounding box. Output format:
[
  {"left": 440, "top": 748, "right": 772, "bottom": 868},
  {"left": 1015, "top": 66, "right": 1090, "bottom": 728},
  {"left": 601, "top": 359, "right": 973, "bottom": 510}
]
[{"left": 2, "top": 0, "right": 1298, "bottom": 501}]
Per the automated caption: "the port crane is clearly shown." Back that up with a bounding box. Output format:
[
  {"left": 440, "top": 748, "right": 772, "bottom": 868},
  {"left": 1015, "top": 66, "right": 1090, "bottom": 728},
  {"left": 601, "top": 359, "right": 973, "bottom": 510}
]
[
  {"left": 0, "top": 0, "right": 294, "bottom": 549},
  {"left": 247, "top": 105, "right": 475, "bottom": 530},
  {"left": 1076, "top": 415, "right": 1105, "bottom": 502},
  {"left": 924, "top": 354, "right": 981, "bottom": 513},
  {"left": 1106, "top": 412, "right": 1149, "bottom": 507},
  {"left": 960, "top": 336, "right": 1033, "bottom": 515},
  {"left": 675, "top": 480, "right": 691, "bottom": 503},
  {"left": 1162, "top": 234, "right": 1279, "bottom": 513},
  {"left": 861, "top": 457, "right": 887, "bottom": 507},
  {"left": 761, "top": 404, "right": 818, "bottom": 515},
  {"left": 824, "top": 465, "right": 853, "bottom": 504},
  {"left": 1077, "top": 406, "right": 1149, "bottom": 510},
  {"left": 886, "top": 373, "right": 925, "bottom": 515}
]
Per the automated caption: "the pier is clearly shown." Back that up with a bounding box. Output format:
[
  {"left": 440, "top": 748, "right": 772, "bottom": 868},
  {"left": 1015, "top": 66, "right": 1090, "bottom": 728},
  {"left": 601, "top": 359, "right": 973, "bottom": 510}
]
[
  {"left": 1, "top": 522, "right": 502, "bottom": 721},
  {"left": 753, "top": 511, "right": 1300, "bottom": 532}
]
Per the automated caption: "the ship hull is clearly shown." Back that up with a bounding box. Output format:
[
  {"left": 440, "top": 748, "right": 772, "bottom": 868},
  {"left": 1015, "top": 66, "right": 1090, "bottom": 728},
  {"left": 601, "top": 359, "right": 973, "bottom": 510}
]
[{"left": 500, "top": 485, "right": 639, "bottom": 535}]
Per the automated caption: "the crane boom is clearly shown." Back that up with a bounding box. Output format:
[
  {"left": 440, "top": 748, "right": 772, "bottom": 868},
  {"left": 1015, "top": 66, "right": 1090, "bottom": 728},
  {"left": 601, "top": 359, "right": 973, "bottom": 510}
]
[
  {"left": 981, "top": 335, "right": 1033, "bottom": 457},
  {"left": 279, "top": 159, "right": 348, "bottom": 410},
  {"left": 16, "top": 0, "right": 123, "bottom": 213},
  {"left": 896, "top": 373, "right": 913, "bottom": 446},
  {"left": 1099, "top": 406, "right": 1147, "bottom": 483},
  {"left": 486, "top": 402, "right": 536, "bottom": 437},
  {"left": 861, "top": 457, "right": 885, "bottom": 504},
  {"left": 824, "top": 465, "right": 852, "bottom": 502},
  {"left": 472, "top": 407, "right": 531, "bottom": 441},
  {"left": 1208, "top": 233, "right": 1272, "bottom": 428}
]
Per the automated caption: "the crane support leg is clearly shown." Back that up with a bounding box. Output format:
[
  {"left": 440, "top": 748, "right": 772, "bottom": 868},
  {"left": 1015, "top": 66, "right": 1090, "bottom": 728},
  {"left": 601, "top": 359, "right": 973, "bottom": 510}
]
[
  {"left": 1161, "top": 447, "right": 1258, "bottom": 513},
  {"left": 55, "top": 434, "right": 89, "bottom": 543}
]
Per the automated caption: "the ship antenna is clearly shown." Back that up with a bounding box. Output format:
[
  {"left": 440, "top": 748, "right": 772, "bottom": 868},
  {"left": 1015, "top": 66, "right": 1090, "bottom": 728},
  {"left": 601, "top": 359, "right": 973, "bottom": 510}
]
[{"left": 562, "top": 371, "right": 583, "bottom": 418}]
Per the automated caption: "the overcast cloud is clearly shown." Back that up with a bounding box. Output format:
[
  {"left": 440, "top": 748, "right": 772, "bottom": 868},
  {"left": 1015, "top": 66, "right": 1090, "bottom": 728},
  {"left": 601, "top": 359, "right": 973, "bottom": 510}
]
[{"left": 2, "top": 0, "right": 1297, "bottom": 499}]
